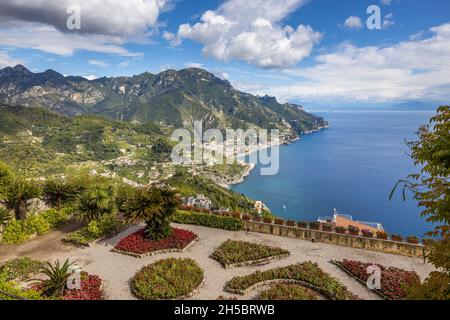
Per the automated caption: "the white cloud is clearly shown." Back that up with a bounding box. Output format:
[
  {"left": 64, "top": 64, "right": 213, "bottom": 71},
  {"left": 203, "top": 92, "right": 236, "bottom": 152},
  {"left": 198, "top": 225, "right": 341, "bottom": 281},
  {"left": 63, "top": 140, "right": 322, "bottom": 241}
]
[
  {"left": 88, "top": 59, "right": 110, "bottom": 68},
  {"left": 166, "top": 0, "right": 321, "bottom": 69},
  {"left": 0, "top": 51, "right": 23, "bottom": 68},
  {"left": 236, "top": 23, "right": 450, "bottom": 104},
  {"left": 381, "top": 0, "right": 392, "bottom": 5},
  {"left": 383, "top": 13, "right": 394, "bottom": 29},
  {"left": 344, "top": 16, "right": 363, "bottom": 30},
  {"left": 0, "top": 0, "right": 170, "bottom": 56},
  {"left": 82, "top": 74, "right": 98, "bottom": 81},
  {"left": 0, "top": 22, "right": 142, "bottom": 56},
  {"left": 117, "top": 60, "right": 131, "bottom": 68},
  {"left": 184, "top": 62, "right": 204, "bottom": 68}
]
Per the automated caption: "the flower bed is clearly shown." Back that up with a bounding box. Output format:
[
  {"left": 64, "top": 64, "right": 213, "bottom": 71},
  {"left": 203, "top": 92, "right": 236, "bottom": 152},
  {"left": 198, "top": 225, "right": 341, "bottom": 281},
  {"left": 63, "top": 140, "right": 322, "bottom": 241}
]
[
  {"left": 131, "top": 258, "right": 204, "bottom": 300},
  {"left": 113, "top": 228, "right": 198, "bottom": 257},
  {"left": 211, "top": 240, "right": 290, "bottom": 268},
  {"left": 173, "top": 210, "right": 243, "bottom": 231},
  {"left": 259, "top": 284, "right": 319, "bottom": 300},
  {"left": 332, "top": 259, "right": 420, "bottom": 300},
  {"left": 64, "top": 273, "right": 103, "bottom": 300},
  {"left": 225, "top": 261, "right": 357, "bottom": 300}
]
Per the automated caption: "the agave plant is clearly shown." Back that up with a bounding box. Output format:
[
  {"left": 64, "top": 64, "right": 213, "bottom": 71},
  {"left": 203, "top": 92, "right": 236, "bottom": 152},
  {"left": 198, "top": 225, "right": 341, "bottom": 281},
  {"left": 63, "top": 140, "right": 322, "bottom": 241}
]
[{"left": 32, "top": 259, "right": 74, "bottom": 298}]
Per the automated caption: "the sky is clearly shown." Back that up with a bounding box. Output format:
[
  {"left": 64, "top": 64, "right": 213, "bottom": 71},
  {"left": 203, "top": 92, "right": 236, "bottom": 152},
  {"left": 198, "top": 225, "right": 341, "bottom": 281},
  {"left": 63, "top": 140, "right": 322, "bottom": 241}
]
[{"left": 0, "top": 0, "right": 449, "bottom": 109}]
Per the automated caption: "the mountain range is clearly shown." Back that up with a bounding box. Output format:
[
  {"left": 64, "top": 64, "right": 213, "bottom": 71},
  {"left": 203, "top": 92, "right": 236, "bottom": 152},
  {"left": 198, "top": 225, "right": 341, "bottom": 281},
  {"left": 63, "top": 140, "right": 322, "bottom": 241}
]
[{"left": 0, "top": 65, "right": 327, "bottom": 137}]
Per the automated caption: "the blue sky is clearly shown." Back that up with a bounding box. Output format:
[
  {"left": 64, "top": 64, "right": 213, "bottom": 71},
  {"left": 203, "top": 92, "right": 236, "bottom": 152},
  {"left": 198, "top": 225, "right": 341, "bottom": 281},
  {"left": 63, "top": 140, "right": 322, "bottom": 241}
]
[{"left": 0, "top": 0, "right": 449, "bottom": 108}]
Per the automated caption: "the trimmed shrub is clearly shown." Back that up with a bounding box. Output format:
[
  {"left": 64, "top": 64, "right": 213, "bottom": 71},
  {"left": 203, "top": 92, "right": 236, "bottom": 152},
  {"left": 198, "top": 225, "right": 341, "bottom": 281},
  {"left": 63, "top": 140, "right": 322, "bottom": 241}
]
[
  {"left": 226, "top": 261, "right": 356, "bottom": 300},
  {"left": 286, "top": 220, "right": 295, "bottom": 227},
  {"left": 173, "top": 210, "right": 243, "bottom": 231},
  {"left": 322, "top": 224, "right": 332, "bottom": 232},
  {"left": 274, "top": 218, "right": 285, "bottom": 225},
  {"left": 348, "top": 225, "right": 360, "bottom": 236},
  {"left": 0, "top": 257, "right": 44, "bottom": 281},
  {"left": 309, "top": 222, "right": 320, "bottom": 230},
  {"left": 297, "top": 221, "right": 308, "bottom": 229},
  {"left": 335, "top": 226, "right": 347, "bottom": 234},
  {"left": 242, "top": 214, "right": 251, "bottom": 221},
  {"left": 211, "top": 240, "right": 289, "bottom": 267},
  {"left": 361, "top": 229, "right": 373, "bottom": 238},
  {"left": 132, "top": 258, "right": 204, "bottom": 300},
  {"left": 259, "top": 284, "right": 318, "bottom": 300},
  {"left": 407, "top": 236, "right": 419, "bottom": 244},
  {"left": 376, "top": 231, "right": 388, "bottom": 239},
  {"left": 263, "top": 217, "right": 273, "bottom": 224},
  {"left": 391, "top": 234, "right": 404, "bottom": 242}
]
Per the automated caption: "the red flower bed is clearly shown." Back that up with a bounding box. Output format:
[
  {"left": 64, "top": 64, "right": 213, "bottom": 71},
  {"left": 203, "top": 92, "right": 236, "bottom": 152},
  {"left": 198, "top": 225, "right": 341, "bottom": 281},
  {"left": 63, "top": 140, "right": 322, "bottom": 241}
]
[
  {"left": 335, "top": 259, "right": 420, "bottom": 300},
  {"left": 64, "top": 274, "right": 103, "bottom": 300},
  {"left": 115, "top": 228, "right": 198, "bottom": 255}
]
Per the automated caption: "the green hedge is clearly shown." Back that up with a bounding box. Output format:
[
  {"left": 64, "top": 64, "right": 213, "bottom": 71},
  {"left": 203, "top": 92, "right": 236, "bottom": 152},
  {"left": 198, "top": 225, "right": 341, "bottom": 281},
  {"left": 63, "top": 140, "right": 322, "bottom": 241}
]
[{"left": 173, "top": 210, "right": 243, "bottom": 231}]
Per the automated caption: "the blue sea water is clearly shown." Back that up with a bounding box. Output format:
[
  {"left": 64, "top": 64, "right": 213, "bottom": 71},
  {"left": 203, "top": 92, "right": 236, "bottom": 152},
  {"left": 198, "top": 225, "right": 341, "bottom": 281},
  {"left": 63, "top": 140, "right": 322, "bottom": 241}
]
[{"left": 231, "top": 111, "right": 437, "bottom": 237}]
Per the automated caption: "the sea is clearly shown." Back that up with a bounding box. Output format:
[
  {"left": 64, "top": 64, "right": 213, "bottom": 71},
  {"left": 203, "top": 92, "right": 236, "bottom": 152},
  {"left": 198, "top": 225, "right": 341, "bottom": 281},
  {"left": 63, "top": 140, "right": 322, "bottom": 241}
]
[{"left": 231, "top": 111, "right": 437, "bottom": 237}]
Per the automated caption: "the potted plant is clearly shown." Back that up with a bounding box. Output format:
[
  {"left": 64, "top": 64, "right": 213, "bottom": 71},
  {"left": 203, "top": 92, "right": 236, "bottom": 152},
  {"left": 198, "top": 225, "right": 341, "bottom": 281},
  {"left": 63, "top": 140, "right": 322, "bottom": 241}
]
[
  {"left": 335, "top": 226, "right": 347, "bottom": 234},
  {"left": 242, "top": 214, "right": 251, "bottom": 221},
  {"left": 286, "top": 220, "right": 295, "bottom": 227},
  {"left": 297, "top": 221, "right": 308, "bottom": 229},
  {"left": 309, "top": 222, "right": 320, "bottom": 230},
  {"left": 274, "top": 218, "right": 285, "bottom": 225},
  {"left": 232, "top": 212, "right": 242, "bottom": 219},
  {"left": 376, "top": 231, "right": 388, "bottom": 239},
  {"left": 348, "top": 225, "right": 360, "bottom": 236},
  {"left": 422, "top": 238, "right": 434, "bottom": 246},
  {"left": 406, "top": 236, "right": 419, "bottom": 244},
  {"left": 322, "top": 224, "right": 333, "bottom": 232},
  {"left": 253, "top": 216, "right": 262, "bottom": 222},
  {"left": 263, "top": 217, "right": 273, "bottom": 224},
  {"left": 391, "top": 234, "right": 404, "bottom": 242},
  {"left": 361, "top": 229, "right": 373, "bottom": 238}
]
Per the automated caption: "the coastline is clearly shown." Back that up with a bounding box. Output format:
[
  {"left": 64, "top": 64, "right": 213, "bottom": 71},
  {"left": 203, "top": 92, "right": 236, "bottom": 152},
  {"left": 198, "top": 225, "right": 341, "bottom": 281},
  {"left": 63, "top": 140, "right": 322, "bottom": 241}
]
[{"left": 224, "top": 125, "right": 329, "bottom": 189}]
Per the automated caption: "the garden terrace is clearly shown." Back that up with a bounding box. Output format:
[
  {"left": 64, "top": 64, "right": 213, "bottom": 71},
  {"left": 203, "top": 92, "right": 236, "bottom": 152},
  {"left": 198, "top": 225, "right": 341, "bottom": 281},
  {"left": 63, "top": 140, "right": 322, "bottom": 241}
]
[
  {"left": 331, "top": 259, "right": 420, "bottom": 300},
  {"left": 131, "top": 258, "right": 204, "bottom": 300},
  {"left": 112, "top": 228, "right": 198, "bottom": 258},
  {"left": 211, "top": 240, "right": 290, "bottom": 268},
  {"left": 225, "top": 261, "right": 357, "bottom": 300}
]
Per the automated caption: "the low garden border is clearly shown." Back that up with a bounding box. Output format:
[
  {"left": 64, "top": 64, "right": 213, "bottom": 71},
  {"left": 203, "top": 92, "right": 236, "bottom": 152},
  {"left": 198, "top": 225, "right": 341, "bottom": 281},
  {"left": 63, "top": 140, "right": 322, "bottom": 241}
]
[
  {"left": 131, "top": 278, "right": 204, "bottom": 301},
  {"left": 110, "top": 236, "right": 199, "bottom": 258},
  {"left": 219, "top": 253, "right": 290, "bottom": 269},
  {"left": 62, "top": 225, "right": 129, "bottom": 248},
  {"left": 226, "top": 279, "right": 344, "bottom": 300}
]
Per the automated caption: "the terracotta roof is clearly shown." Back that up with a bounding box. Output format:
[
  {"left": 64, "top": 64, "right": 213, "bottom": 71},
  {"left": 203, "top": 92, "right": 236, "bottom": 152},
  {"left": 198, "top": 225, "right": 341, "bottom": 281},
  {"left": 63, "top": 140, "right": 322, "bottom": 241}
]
[{"left": 335, "top": 216, "right": 380, "bottom": 233}]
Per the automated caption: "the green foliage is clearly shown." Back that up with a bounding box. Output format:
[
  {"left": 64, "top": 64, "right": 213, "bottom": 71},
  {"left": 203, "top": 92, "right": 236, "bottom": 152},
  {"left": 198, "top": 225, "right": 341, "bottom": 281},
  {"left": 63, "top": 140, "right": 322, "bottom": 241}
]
[
  {"left": 211, "top": 240, "right": 289, "bottom": 266},
  {"left": 406, "top": 271, "right": 450, "bottom": 300},
  {"left": 123, "top": 187, "right": 180, "bottom": 241},
  {"left": 75, "top": 183, "right": 115, "bottom": 222},
  {"left": 3, "top": 176, "right": 41, "bottom": 220},
  {"left": 131, "top": 258, "right": 204, "bottom": 300},
  {"left": 167, "top": 168, "right": 254, "bottom": 212},
  {"left": 0, "top": 207, "right": 12, "bottom": 226},
  {"left": 0, "top": 257, "right": 44, "bottom": 281},
  {"left": 0, "top": 161, "right": 13, "bottom": 195},
  {"left": 391, "top": 107, "right": 450, "bottom": 299},
  {"left": 42, "top": 177, "right": 74, "bottom": 208},
  {"left": 392, "top": 106, "right": 450, "bottom": 237},
  {"left": 173, "top": 210, "right": 243, "bottom": 231},
  {"left": 65, "top": 213, "right": 123, "bottom": 247},
  {"left": 1, "top": 209, "right": 68, "bottom": 244},
  {"left": 32, "top": 259, "right": 73, "bottom": 298},
  {"left": 226, "top": 261, "right": 356, "bottom": 300},
  {"left": 0, "top": 270, "right": 43, "bottom": 300},
  {"left": 259, "top": 284, "right": 319, "bottom": 300}
]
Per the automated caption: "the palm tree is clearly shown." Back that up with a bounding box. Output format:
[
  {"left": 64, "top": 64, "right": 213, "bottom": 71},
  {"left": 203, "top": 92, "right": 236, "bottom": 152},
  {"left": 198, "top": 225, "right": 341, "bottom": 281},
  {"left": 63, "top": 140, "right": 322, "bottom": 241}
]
[
  {"left": 75, "top": 184, "right": 115, "bottom": 222},
  {"left": 3, "top": 177, "right": 41, "bottom": 220},
  {"left": 123, "top": 187, "right": 180, "bottom": 241},
  {"left": 42, "top": 177, "right": 72, "bottom": 209}
]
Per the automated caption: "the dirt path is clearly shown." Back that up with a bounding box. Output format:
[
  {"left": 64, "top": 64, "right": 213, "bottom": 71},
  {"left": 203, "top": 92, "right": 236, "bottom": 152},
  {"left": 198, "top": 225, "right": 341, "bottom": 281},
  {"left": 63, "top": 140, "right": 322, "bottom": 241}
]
[{"left": 0, "top": 221, "right": 83, "bottom": 264}]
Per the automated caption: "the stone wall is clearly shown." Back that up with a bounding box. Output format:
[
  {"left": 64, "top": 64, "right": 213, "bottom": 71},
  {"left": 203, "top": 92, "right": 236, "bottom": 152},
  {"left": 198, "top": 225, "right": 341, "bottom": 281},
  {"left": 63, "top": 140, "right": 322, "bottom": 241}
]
[{"left": 243, "top": 221, "right": 426, "bottom": 258}]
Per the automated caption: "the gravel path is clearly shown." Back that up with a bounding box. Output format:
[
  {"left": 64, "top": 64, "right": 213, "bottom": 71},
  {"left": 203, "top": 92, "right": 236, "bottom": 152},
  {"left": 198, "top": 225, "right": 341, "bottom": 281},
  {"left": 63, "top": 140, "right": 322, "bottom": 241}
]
[{"left": 0, "top": 223, "right": 435, "bottom": 300}]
